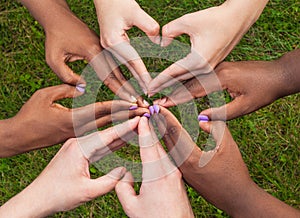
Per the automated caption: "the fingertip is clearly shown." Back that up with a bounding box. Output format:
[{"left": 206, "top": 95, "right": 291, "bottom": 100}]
[
  {"left": 199, "top": 121, "right": 211, "bottom": 133},
  {"left": 108, "top": 167, "right": 127, "bottom": 181}
]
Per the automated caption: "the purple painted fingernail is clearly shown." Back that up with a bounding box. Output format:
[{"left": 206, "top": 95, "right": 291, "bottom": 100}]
[
  {"left": 143, "top": 113, "right": 151, "bottom": 118},
  {"left": 153, "top": 105, "right": 160, "bottom": 114},
  {"left": 149, "top": 106, "right": 154, "bottom": 115},
  {"left": 129, "top": 105, "right": 138, "bottom": 110},
  {"left": 76, "top": 85, "right": 85, "bottom": 93},
  {"left": 198, "top": 115, "right": 209, "bottom": 122}
]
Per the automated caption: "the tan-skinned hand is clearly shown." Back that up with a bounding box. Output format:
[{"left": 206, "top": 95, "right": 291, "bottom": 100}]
[
  {"left": 20, "top": 0, "right": 145, "bottom": 105},
  {"left": 0, "top": 84, "right": 148, "bottom": 157},
  {"left": 154, "top": 49, "right": 300, "bottom": 120},
  {"left": 152, "top": 107, "right": 300, "bottom": 217}
]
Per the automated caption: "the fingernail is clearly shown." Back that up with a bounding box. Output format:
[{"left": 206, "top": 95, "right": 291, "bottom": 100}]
[
  {"left": 143, "top": 99, "right": 150, "bottom": 107},
  {"left": 153, "top": 105, "right": 160, "bottom": 114},
  {"left": 198, "top": 115, "right": 209, "bottom": 122},
  {"left": 111, "top": 167, "right": 127, "bottom": 179},
  {"left": 143, "top": 113, "right": 151, "bottom": 118},
  {"left": 149, "top": 106, "right": 154, "bottom": 115},
  {"left": 76, "top": 85, "right": 85, "bottom": 93},
  {"left": 143, "top": 88, "right": 148, "bottom": 95},
  {"left": 130, "top": 96, "right": 137, "bottom": 104},
  {"left": 129, "top": 105, "right": 138, "bottom": 110}
]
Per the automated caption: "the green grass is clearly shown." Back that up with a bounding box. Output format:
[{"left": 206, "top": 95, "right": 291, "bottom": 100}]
[{"left": 0, "top": 0, "right": 299, "bottom": 217}]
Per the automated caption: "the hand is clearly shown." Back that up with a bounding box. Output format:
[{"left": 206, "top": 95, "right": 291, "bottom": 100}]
[
  {"left": 20, "top": 0, "right": 145, "bottom": 104},
  {"left": 153, "top": 107, "right": 300, "bottom": 217},
  {"left": 115, "top": 117, "right": 194, "bottom": 218},
  {"left": 0, "top": 84, "right": 148, "bottom": 157},
  {"left": 154, "top": 49, "right": 300, "bottom": 120},
  {"left": 148, "top": 0, "right": 268, "bottom": 96},
  {"left": 94, "top": 0, "right": 160, "bottom": 93},
  {"left": 0, "top": 117, "right": 140, "bottom": 217}
]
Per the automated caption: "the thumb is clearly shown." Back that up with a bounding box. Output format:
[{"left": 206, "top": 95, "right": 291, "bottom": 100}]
[
  {"left": 134, "top": 10, "right": 160, "bottom": 45},
  {"left": 49, "top": 58, "right": 86, "bottom": 86},
  {"left": 87, "top": 167, "right": 127, "bottom": 199},
  {"left": 161, "top": 16, "right": 188, "bottom": 47},
  {"left": 200, "top": 96, "right": 251, "bottom": 121},
  {"left": 115, "top": 172, "right": 137, "bottom": 208},
  {"left": 43, "top": 84, "right": 84, "bottom": 103}
]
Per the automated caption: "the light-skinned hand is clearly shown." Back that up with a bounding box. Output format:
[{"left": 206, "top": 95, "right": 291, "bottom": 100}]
[
  {"left": 148, "top": 0, "right": 268, "bottom": 96},
  {"left": 115, "top": 117, "right": 194, "bottom": 218},
  {"left": 0, "top": 117, "right": 141, "bottom": 218},
  {"left": 94, "top": 0, "right": 160, "bottom": 93}
]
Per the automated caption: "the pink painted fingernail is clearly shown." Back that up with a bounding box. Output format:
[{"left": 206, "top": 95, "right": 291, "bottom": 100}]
[
  {"left": 143, "top": 113, "right": 151, "bottom": 118},
  {"left": 198, "top": 115, "right": 209, "bottom": 122},
  {"left": 153, "top": 105, "right": 160, "bottom": 114},
  {"left": 129, "top": 105, "right": 138, "bottom": 110},
  {"left": 76, "top": 85, "right": 85, "bottom": 93},
  {"left": 149, "top": 106, "right": 155, "bottom": 115}
]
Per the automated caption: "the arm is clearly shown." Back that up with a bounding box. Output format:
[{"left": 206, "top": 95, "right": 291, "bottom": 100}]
[
  {"left": 154, "top": 49, "right": 300, "bottom": 120},
  {"left": 0, "top": 84, "right": 148, "bottom": 157},
  {"left": 148, "top": 0, "right": 269, "bottom": 95},
  {"left": 0, "top": 117, "right": 140, "bottom": 217},
  {"left": 153, "top": 108, "right": 299, "bottom": 217}
]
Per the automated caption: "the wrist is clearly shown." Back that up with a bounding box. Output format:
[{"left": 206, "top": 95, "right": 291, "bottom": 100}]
[
  {"left": 222, "top": 0, "right": 268, "bottom": 29},
  {"left": 275, "top": 50, "right": 300, "bottom": 97},
  {"left": 0, "top": 118, "right": 21, "bottom": 157}
]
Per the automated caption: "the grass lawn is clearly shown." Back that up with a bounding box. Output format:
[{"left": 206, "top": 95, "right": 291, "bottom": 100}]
[{"left": 0, "top": 0, "right": 299, "bottom": 217}]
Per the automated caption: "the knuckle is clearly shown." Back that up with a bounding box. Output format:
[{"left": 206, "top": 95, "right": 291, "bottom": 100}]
[
  {"left": 101, "top": 36, "right": 119, "bottom": 49},
  {"left": 147, "top": 22, "right": 160, "bottom": 35},
  {"left": 86, "top": 43, "right": 102, "bottom": 58}
]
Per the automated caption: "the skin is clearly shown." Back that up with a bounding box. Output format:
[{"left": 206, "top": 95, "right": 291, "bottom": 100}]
[
  {"left": 93, "top": 0, "right": 160, "bottom": 93},
  {"left": 20, "top": 0, "right": 145, "bottom": 105},
  {"left": 154, "top": 49, "right": 300, "bottom": 120},
  {"left": 148, "top": 0, "right": 269, "bottom": 96},
  {"left": 0, "top": 84, "right": 148, "bottom": 157},
  {"left": 152, "top": 108, "right": 300, "bottom": 218},
  {"left": 0, "top": 117, "right": 141, "bottom": 218},
  {"left": 115, "top": 117, "right": 194, "bottom": 218}
]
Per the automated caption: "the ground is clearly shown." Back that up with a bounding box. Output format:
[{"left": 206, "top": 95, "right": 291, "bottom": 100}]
[{"left": 0, "top": 0, "right": 299, "bottom": 217}]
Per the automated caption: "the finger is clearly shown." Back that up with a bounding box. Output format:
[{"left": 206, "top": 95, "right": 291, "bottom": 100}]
[
  {"left": 115, "top": 172, "right": 137, "bottom": 208},
  {"left": 161, "top": 17, "right": 188, "bottom": 47},
  {"left": 73, "top": 100, "right": 138, "bottom": 122},
  {"left": 108, "top": 42, "right": 151, "bottom": 93},
  {"left": 88, "top": 167, "right": 127, "bottom": 198},
  {"left": 105, "top": 53, "right": 141, "bottom": 101},
  {"left": 133, "top": 9, "right": 160, "bottom": 44},
  {"left": 41, "top": 84, "right": 83, "bottom": 103},
  {"left": 200, "top": 96, "right": 251, "bottom": 121},
  {"left": 154, "top": 73, "right": 224, "bottom": 107},
  {"left": 138, "top": 117, "right": 161, "bottom": 162},
  {"left": 152, "top": 107, "right": 196, "bottom": 167},
  {"left": 47, "top": 57, "right": 86, "bottom": 86},
  {"left": 78, "top": 117, "right": 140, "bottom": 162}
]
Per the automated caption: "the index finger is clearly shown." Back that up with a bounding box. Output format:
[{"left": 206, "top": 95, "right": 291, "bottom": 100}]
[
  {"left": 148, "top": 51, "right": 211, "bottom": 96},
  {"left": 78, "top": 116, "right": 140, "bottom": 163},
  {"left": 108, "top": 42, "right": 152, "bottom": 94},
  {"left": 152, "top": 107, "right": 196, "bottom": 167}
]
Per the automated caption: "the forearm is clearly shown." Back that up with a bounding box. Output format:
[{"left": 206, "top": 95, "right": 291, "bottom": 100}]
[
  {"left": 0, "top": 118, "right": 21, "bottom": 157},
  {"left": 276, "top": 49, "right": 300, "bottom": 97},
  {"left": 0, "top": 181, "right": 55, "bottom": 218},
  {"left": 230, "top": 183, "right": 300, "bottom": 218},
  {"left": 224, "top": 0, "right": 269, "bottom": 26},
  {"left": 19, "top": 0, "right": 72, "bottom": 31}
]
